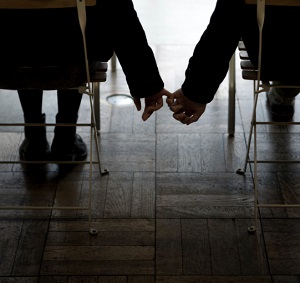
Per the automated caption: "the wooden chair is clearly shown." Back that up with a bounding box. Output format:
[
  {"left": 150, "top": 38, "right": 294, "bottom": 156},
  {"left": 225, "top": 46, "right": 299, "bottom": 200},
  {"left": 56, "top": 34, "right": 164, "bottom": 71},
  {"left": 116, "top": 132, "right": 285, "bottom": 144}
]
[
  {"left": 0, "top": 0, "right": 109, "bottom": 234},
  {"left": 236, "top": 0, "right": 300, "bottom": 232}
]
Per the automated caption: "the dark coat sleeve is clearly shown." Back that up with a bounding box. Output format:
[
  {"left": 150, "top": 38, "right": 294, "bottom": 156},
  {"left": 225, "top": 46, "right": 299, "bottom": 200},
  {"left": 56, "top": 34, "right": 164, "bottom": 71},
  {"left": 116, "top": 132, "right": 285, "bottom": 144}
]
[
  {"left": 181, "top": 0, "right": 300, "bottom": 104},
  {"left": 181, "top": 0, "right": 245, "bottom": 104},
  {"left": 86, "top": 0, "right": 164, "bottom": 98},
  {"left": 100, "top": 0, "right": 164, "bottom": 98}
]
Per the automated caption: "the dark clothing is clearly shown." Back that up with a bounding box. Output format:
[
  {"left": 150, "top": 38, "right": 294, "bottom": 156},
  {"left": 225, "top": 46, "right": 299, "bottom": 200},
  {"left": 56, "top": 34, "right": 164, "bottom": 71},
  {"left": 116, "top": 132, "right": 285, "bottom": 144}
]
[
  {"left": 0, "top": 0, "right": 164, "bottom": 98},
  {"left": 182, "top": 0, "right": 300, "bottom": 104}
]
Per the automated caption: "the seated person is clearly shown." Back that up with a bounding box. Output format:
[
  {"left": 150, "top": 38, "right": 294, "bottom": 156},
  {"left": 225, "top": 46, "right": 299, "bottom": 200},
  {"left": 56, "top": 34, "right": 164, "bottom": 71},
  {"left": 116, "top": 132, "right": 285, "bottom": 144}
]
[
  {"left": 0, "top": 0, "right": 170, "bottom": 160},
  {"left": 168, "top": 0, "right": 300, "bottom": 124}
]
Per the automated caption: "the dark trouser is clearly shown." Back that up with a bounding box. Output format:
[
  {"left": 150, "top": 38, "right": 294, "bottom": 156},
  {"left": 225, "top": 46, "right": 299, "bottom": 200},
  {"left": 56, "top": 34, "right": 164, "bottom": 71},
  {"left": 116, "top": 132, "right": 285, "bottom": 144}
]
[{"left": 18, "top": 89, "right": 82, "bottom": 120}]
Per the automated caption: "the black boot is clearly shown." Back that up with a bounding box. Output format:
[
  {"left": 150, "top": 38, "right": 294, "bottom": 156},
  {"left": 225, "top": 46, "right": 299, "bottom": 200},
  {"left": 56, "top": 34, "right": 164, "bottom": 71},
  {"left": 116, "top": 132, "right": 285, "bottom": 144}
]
[
  {"left": 51, "top": 113, "right": 87, "bottom": 161},
  {"left": 19, "top": 113, "right": 50, "bottom": 161}
]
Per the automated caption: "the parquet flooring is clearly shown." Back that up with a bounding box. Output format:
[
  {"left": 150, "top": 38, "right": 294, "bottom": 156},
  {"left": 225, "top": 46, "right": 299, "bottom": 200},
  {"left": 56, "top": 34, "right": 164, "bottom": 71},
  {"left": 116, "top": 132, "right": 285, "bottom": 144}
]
[{"left": 0, "top": 1, "right": 300, "bottom": 282}]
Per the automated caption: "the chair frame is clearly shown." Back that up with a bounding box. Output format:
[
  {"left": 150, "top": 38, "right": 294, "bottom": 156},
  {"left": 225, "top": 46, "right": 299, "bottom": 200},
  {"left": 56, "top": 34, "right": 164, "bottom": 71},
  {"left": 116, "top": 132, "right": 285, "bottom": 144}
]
[
  {"left": 0, "top": 0, "right": 109, "bottom": 235},
  {"left": 236, "top": 0, "right": 300, "bottom": 232}
]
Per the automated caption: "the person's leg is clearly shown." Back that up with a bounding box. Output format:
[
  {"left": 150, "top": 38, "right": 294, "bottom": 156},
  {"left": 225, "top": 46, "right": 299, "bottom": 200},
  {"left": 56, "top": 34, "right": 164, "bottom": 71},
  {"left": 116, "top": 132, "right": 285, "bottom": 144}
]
[
  {"left": 267, "top": 81, "right": 300, "bottom": 121},
  {"left": 51, "top": 89, "right": 87, "bottom": 161},
  {"left": 18, "top": 89, "right": 50, "bottom": 160}
]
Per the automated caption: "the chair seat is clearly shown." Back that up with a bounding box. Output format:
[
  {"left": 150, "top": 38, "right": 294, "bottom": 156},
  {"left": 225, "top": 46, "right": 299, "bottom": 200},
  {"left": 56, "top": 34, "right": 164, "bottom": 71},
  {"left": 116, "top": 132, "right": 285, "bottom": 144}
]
[{"left": 0, "top": 61, "right": 107, "bottom": 90}]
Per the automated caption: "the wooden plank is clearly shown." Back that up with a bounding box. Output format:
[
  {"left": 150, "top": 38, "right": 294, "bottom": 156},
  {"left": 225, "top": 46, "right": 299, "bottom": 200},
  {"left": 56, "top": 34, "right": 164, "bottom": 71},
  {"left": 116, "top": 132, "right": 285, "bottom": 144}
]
[
  {"left": 12, "top": 220, "right": 49, "bottom": 276},
  {"left": 208, "top": 219, "right": 241, "bottom": 275},
  {"left": 156, "top": 172, "right": 254, "bottom": 218},
  {"left": 78, "top": 172, "right": 108, "bottom": 218},
  {"left": 131, "top": 172, "right": 155, "bottom": 218},
  {"left": 262, "top": 219, "right": 300, "bottom": 274},
  {"left": 38, "top": 277, "right": 68, "bottom": 283},
  {"left": 110, "top": 106, "right": 134, "bottom": 133},
  {"left": 104, "top": 172, "right": 133, "bottom": 218},
  {"left": 0, "top": 0, "right": 96, "bottom": 9},
  {"left": 100, "top": 133, "right": 156, "bottom": 171},
  {"left": 181, "top": 219, "right": 212, "bottom": 275},
  {"left": 200, "top": 134, "right": 226, "bottom": 172},
  {"left": 235, "top": 219, "right": 269, "bottom": 275},
  {"left": 48, "top": 219, "right": 155, "bottom": 232},
  {"left": 223, "top": 133, "right": 247, "bottom": 172},
  {"left": 0, "top": 132, "right": 21, "bottom": 171},
  {"left": 96, "top": 277, "right": 127, "bottom": 283},
  {"left": 156, "top": 173, "right": 253, "bottom": 195},
  {"left": 51, "top": 173, "right": 83, "bottom": 218},
  {"left": 68, "top": 276, "right": 98, "bottom": 283},
  {"left": 0, "top": 220, "right": 23, "bottom": 275},
  {"left": 268, "top": 258, "right": 300, "bottom": 275},
  {"left": 46, "top": 231, "right": 154, "bottom": 246},
  {"left": 178, "top": 134, "right": 201, "bottom": 172},
  {"left": 156, "top": 219, "right": 182, "bottom": 275},
  {"left": 155, "top": 276, "right": 272, "bottom": 283},
  {"left": 40, "top": 260, "right": 154, "bottom": 275},
  {"left": 157, "top": 194, "right": 253, "bottom": 207},
  {"left": 156, "top": 134, "right": 178, "bottom": 172},
  {"left": 272, "top": 276, "right": 300, "bottom": 283},
  {"left": 0, "top": 278, "right": 40, "bottom": 283},
  {"left": 128, "top": 276, "right": 155, "bottom": 283},
  {"left": 43, "top": 246, "right": 154, "bottom": 261}
]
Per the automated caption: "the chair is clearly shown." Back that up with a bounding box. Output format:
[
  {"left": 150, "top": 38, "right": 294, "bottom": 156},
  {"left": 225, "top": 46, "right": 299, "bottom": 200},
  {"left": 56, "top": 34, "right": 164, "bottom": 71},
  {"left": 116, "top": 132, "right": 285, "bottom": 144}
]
[
  {"left": 236, "top": 0, "right": 300, "bottom": 232},
  {"left": 0, "top": 0, "right": 109, "bottom": 234}
]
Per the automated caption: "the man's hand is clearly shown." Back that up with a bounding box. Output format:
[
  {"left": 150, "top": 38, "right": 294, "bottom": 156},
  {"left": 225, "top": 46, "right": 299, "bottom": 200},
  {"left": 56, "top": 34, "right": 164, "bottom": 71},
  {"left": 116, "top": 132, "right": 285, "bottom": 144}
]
[
  {"left": 133, "top": 88, "right": 173, "bottom": 121},
  {"left": 169, "top": 88, "right": 206, "bottom": 125}
]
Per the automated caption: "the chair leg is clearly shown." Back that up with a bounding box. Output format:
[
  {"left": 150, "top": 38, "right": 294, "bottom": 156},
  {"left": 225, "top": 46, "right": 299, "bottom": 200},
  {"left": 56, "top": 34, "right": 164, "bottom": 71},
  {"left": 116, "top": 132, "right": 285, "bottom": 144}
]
[
  {"left": 237, "top": 85, "right": 259, "bottom": 175},
  {"left": 89, "top": 94, "right": 109, "bottom": 176},
  {"left": 235, "top": 79, "right": 260, "bottom": 232},
  {"left": 236, "top": 77, "right": 262, "bottom": 233},
  {"left": 88, "top": 121, "right": 97, "bottom": 235},
  {"left": 228, "top": 53, "right": 236, "bottom": 136},
  {"left": 247, "top": 100, "right": 259, "bottom": 233},
  {"left": 93, "top": 82, "right": 101, "bottom": 134},
  {"left": 87, "top": 92, "right": 109, "bottom": 235}
]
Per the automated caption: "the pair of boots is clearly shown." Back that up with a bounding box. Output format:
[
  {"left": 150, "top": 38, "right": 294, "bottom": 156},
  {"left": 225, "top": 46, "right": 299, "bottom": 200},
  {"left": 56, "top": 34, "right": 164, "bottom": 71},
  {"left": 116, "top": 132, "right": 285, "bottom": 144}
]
[{"left": 19, "top": 113, "right": 87, "bottom": 161}]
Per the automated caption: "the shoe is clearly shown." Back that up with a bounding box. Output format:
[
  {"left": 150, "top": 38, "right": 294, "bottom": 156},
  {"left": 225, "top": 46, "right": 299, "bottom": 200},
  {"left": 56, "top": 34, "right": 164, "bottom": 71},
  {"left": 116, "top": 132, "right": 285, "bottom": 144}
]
[
  {"left": 19, "top": 138, "right": 50, "bottom": 161},
  {"left": 19, "top": 113, "right": 50, "bottom": 161},
  {"left": 51, "top": 113, "right": 87, "bottom": 161},
  {"left": 266, "top": 90, "right": 295, "bottom": 121},
  {"left": 51, "top": 133, "right": 87, "bottom": 161}
]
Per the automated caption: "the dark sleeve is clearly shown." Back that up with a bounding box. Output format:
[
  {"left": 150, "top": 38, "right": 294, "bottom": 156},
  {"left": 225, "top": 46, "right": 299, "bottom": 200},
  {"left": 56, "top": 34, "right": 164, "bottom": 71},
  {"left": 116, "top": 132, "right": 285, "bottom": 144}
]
[
  {"left": 181, "top": 0, "right": 245, "bottom": 104},
  {"left": 107, "top": 0, "right": 164, "bottom": 98}
]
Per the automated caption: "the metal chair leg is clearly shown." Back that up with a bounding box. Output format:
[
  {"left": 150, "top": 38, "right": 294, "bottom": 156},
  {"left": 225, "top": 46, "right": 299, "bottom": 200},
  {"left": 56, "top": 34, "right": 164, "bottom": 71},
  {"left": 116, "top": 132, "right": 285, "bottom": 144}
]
[{"left": 228, "top": 53, "right": 236, "bottom": 136}]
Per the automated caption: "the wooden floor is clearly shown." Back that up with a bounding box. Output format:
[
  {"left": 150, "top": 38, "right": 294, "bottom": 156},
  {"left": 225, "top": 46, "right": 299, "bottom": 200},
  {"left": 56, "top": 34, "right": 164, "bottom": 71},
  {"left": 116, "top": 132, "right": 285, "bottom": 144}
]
[{"left": 0, "top": 1, "right": 300, "bottom": 282}]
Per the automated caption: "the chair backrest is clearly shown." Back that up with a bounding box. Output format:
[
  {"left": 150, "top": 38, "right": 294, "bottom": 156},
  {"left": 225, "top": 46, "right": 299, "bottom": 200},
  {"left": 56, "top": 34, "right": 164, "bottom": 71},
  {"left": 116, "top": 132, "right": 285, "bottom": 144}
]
[{"left": 0, "top": 0, "right": 96, "bottom": 9}]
